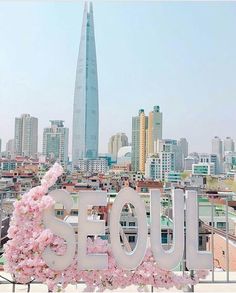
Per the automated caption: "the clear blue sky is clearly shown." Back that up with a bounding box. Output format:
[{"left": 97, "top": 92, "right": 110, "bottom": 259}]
[{"left": 0, "top": 1, "right": 236, "bottom": 156}]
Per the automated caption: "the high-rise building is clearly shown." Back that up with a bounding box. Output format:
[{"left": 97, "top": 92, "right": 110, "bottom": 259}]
[
  {"left": 139, "top": 110, "right": 148, "bottom": 172},
  {"left": 108, "top": 132, "right": 128, "bottom": 159},
  {"left": 224, "top": 137, "right": 235, "bottom": 153},
  {"left": 148, "top": 105, "right": 163, "bottom": 155},
  {"left": 178, "top": 138, "right": 188, "bottom": 158},
  {"left": 6, "top": 139, "right": 15, "bottom": 155},
  {"left": 145, "top": 155, "right": 161, "bottom": 180},
  {"left": 131, "top": 110, "right": 141, "bottom": 172},
  {"left": 156, "top": 139, "right": 176, "bottom": 177},
  {"left": 176, "top": 138, "right": 189, "bottom": 171},
  {"left": 43, "top": 120, "right": 69, "bottom": 166},
  {"left": 14, "top": 114, "right": 38, "bottom": 157},
  {"left": 131, "top": 109, "right": 148, "bottom": 172},
  {"left": 131, "top": 106, "right": 163, "bottom": 173},
  {"left": 212, "top": 136, "right": 223, "bottom": 157},
  {"left": 211, "top": 136, "right": 223, "bottom": 174},
  {"left": 145, "top": 151, "right": 175, "bottom": 181},
  {"left": 72, "top": 2, "right": 99, "bottom": 167}
]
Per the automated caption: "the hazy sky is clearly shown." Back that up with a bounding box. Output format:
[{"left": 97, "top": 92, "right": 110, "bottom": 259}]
[{"left": 0, "top": 1, "right": 236, "bottom": 156}]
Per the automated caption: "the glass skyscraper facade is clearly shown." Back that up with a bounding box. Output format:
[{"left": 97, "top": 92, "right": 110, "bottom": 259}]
[{"left": 72, "top": 2, "right": 99, "bottom": 166}]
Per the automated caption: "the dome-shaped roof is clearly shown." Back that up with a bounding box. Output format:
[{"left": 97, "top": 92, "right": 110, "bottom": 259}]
[{"left": 117, "top": 146, "right": 132, "bottom": 159}]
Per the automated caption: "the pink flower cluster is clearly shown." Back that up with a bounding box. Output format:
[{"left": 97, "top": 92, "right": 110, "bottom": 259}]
[{"left": 4, "top": 163, "right": 208, "bottom": 291}]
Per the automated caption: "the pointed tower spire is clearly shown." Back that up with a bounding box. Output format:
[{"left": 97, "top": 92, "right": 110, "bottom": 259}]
[{"left": 72, "top": 2, "right": 99, "bottom": 166}]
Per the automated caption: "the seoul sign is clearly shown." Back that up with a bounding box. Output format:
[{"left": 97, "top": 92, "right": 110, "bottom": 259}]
[
  {"left": 4, "top": 164, "right": 210, "bottom": 291},
  {"left": 42, "top": 187, "right": 212, "bottom": 271}
]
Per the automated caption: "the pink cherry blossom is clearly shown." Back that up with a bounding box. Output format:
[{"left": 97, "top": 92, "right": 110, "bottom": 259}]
[{"left": 4, "top": 162, "right": 208, "bottom": 291}]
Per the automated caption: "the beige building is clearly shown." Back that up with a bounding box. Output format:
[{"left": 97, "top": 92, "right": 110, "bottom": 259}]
[
  {"left": 139, "top": 110, "right": 148, "bottom": 172},
  {"left": 108, "top": 132, "right": 128, "bottom": 159},
  {"left": 148, "top": 105, "right": 163, "bottom": 155},
  {"left": 131, "top": 106, "right": 162, "bottom": 173}
]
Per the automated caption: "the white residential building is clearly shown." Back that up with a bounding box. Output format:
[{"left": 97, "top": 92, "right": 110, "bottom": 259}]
[
  {"left": 145, "top": 156, "right": 161, "bottom": 180},
  {"left": 145, "top": 152, "right": 175, "bottom": 181},
  {"left": 43, "top": 120, "right": 69, "bottom": 166},
  {"left": 76, "top": 159, "right": 108, "bottom": 174},
  {"left": 198, "top": 153, "right": 217, "bottom": 174},
  {"left": 14, "top": 114, "right": 38, "bottom": 157}
]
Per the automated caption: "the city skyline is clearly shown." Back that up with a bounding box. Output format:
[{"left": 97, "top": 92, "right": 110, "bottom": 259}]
[{"left": 0, "top": 1, "right": 236, "bottom": 155}]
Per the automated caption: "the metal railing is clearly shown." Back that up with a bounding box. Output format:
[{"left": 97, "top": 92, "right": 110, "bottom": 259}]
[{"left": 198, "top": 193, "right": 236, "bottom": 285}]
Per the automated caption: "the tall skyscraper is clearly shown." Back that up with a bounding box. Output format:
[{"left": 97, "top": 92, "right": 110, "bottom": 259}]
[
  {"left": 43, "top": 120, "right": 69, "bottom": 166},
  {"left": 131, "top": 106, "right": 163, "bottom": 172},
  {"left": 6, "top": 139, "right": 15, "bottom": 155},
  {"left": 224, "top": 137, "right": 235, "bottom": 153},
  {"left": 108, "top": 132, "right": 128, "bottom": 159},
  {"left": 131, "top": 109, "right": 148, "bottom": 172},
  {"left": 178, "top": 138, "right": 188, "bottom": 159},
  {"left": 139, "top": 110, "right": 148, "bottom": 172},
  {"left": 148, "top": 106, "right": 163, "bottom": 155},
  {"left": 211, "top": 136, "right": 223, "bottom": 174},
  {"left": 14, "top": 114, "right": 38, "bottom": 157},
  {"left": 72, "top": 2, "right": 99, "bottom": 167},
  {"left": 177, "top": 138, "right": 188, "bottom": 171},
  {"left": 131, "top": 110, "right": 142, "bottom": 172},
  {"left": 212, "top": 136, "right": 223, "bottom": 156}
]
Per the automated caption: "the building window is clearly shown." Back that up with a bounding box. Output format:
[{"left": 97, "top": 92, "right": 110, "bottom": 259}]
[
  {"left": 199, "top": 236, "right": 203, "bottom": 247},
  {"left": 161, "top": 233, "right": 168, "bottom": 244},
  {"left": 128, "top": 236, "right": 135, "bottom": 243},
  {"left": 129, "top": 222, "right": 135, "bottom": 226},
  {"left": 217, "top": 222, "right": 226, "bottom": 230},
  {"left": 56, "top": 210, "right": 64, "bottom": 216},
  {"left": 141, "top": 187, "right": 148, "bottom": 192}
]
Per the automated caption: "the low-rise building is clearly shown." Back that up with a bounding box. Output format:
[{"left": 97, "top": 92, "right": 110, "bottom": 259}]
[
  {"left": 75, "top": 159, "right": 108, "bottom": 174},
  {"left": 192, "top": 163, "right": 215, "bottom": 176},
  {"left": 165, "top": 172, "right": 181, "bottom": 183},
  {"left": 136, "top": 180, "right": 163, "bottom": 193}
]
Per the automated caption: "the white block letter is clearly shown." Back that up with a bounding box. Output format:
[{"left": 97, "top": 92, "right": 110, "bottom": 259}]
[
  {"left": 151, "top": 189, "right": 184, "bottom": 270},
  {"left": 110, "top": 187, "right": 148, "bottom": 270},
  {"left": 78, "top": 191, "right": 108, "bottom": 270},
  {"left": 42, "top": 189, "right": 76, "bottom": 270},
  {"left": 186, "top": 190, "right": 212, "bottom": 269}
]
